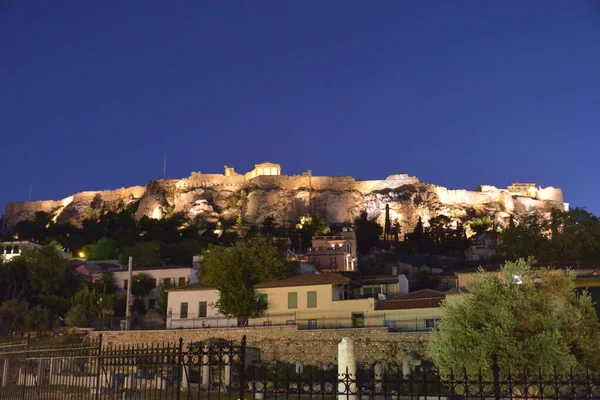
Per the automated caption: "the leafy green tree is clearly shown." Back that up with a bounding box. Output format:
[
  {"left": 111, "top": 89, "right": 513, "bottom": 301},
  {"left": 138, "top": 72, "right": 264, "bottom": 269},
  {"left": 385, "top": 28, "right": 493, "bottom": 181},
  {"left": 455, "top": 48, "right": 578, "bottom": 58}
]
[
  {"left": 84, "top": 238, "right": 118, "bottom": 260},
  {"left": 295, "top": 213, "right": 328, "bottom": 252},
  {"left": 353, "top": 212, "right": 383, "bottom": 255},
  {"left": 155, "top": 278, "right": 175, "bottom": 321},
  {"left": 65, "top": 304, "right": 88, "bottom": 327},
  {"left": 429, "top": 259, "right": 600, "bottom": 376},
  {"left": 131, "top": 273, "right": 154, "bottom": 297},
  {"left": 65, "top": 285, "right": 108, "bottom": 327},
  {"left": 119, "top": 241, "right": 162, "bottom": 267},
  {"left": 199, "top": 237, "right": 293, "bottom": 318},
  {"left": 95, "top": 271, "right": 119, "bottom": 295},
  {"left": 0, "top": 300, "right": 56, "bottom": 336},
  {"left": 468, "top": 215, "right": 495, "bottom": 236}
]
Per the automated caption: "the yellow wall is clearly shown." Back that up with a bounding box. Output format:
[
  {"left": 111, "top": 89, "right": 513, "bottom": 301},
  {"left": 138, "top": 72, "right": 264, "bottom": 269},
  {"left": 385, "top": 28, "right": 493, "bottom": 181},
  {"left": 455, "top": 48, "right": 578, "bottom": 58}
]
[{"left": 256, "top": 284, "right": 374, "bottom": 318}]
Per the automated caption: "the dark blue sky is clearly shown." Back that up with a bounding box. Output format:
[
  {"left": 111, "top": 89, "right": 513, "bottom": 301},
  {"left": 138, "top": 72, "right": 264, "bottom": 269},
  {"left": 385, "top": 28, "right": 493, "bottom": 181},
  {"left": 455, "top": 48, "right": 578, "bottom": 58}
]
[{"left": 1, "top": 1, "right": 599, "bottom": 215}]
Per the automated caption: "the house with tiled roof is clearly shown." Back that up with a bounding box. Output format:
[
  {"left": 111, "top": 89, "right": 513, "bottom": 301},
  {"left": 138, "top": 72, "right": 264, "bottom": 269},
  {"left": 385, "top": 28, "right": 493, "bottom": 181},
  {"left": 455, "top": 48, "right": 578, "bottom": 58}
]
[
  {"left": 166, "top": 273, "right": 447, "bottom": 331},
  {"left": 376, "top": 289, "right": 446, "bottom": 331},
  {"left": 254, "top": 273, "right": 375, "bottom": 329}
]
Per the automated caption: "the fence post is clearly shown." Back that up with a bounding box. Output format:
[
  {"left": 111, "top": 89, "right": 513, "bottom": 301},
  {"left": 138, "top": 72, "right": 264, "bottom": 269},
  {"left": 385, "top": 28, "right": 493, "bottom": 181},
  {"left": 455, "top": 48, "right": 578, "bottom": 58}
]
[
  {"left": 94, "top": 334, "right": 103, "bottom": 400},
  {"left": 491, "top": 353, "right": 500, "bottom": 400},
  {"left": 20, "top": 334, "right": 30, "bottom": 400},
  {"left": 176, "top": 338, "right": 183, "bottom": 400},
  {"left": 239, "top": 335, "right": 246, "bottom": 400}
]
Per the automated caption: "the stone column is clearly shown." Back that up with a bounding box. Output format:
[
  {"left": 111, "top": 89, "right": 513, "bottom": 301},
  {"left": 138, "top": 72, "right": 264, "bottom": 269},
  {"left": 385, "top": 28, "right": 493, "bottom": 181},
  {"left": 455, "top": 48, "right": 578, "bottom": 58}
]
[
  {"left": 337, "top": 337, "right": 357, "bottom": 400},
  {"left": 402, "top": 357, "right": 411, "bottom": 377},
  {"left": 223, "top": 354, "right": 231, "bottom": 387},
  {"left": 2, "top": 358, "right": 10, "bottom": 387},
  {"left": 201, "top": 346, "right": 210, "bottom": 388},
  {"left": 374, "top": 363, "right": 383, "bottom": 393},
  {"left": 180, "top": 365, "right": 190, "bottom": 391}
]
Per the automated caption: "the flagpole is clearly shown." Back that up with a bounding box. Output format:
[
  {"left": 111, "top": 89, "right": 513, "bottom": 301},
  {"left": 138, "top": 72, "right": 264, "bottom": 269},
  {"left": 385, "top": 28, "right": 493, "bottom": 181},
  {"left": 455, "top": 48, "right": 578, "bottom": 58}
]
[{"left": 125, "top": 256, "right": 133, "bottom": 330}]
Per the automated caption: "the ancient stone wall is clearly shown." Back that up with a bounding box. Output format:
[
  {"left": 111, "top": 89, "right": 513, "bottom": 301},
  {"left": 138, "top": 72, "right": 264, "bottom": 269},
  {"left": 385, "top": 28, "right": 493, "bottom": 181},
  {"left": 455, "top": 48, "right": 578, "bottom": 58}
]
[
  {"left": 2, "top": 169, "right": 566, "bottom": 232},
  {"left": 89, "top": 327, "right": 430, "bottom": 365}
]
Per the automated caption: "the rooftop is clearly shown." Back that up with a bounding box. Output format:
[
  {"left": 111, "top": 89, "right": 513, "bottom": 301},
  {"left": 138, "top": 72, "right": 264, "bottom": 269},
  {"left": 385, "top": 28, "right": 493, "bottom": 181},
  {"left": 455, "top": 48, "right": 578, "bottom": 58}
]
[
  {"left": 255, "top": 273, "right": 357, "bottom": 289},
  {"left": 168, "top": 282, "right": 216, "bottom": 292}
]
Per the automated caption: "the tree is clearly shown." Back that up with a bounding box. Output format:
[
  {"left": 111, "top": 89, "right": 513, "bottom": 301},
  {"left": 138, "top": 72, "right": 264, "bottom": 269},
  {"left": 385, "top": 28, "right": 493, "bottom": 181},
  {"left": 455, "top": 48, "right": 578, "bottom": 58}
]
[
  {"left": 429, "top": 259, "right": 600, "bottom": 377},
  {"left": 65, "top": 285, "right": 109, "bottom": 327},
  {"left": 155, "top": 279, "right": 175, "bottom": 322},
  {"left": 384, "top": 204, "right": 391, "bottom": 242},
  {"left": 390, "top": 218, "right": 401, "bottom": 246},
  {"left": 84, "top": 238, "right": 118, "bottom": 260},
  {"left": 353, "top": 212, "right": 383, "bottom": 255},
  {"left": 199, "top": 237, "right": 293, "bottom": 318},
  {"left": 131, "top": 273, "right": 154, "bottom": 297},
  {"left": 119, "top": 241, "right": 162, "bottom": 267},
  {"left": 468, "top": 216, "right": 494, "bottom": 236}
]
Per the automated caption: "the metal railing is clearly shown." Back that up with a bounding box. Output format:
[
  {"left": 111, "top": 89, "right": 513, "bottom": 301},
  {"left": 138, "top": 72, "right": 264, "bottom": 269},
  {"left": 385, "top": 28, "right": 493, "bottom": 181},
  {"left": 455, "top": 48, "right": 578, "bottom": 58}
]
[
  {"left": 166, "top": 312, "right": 442, "bottom": 332},
  {"left": 0, "top": 336, "right": 598, "bottom": 399}
]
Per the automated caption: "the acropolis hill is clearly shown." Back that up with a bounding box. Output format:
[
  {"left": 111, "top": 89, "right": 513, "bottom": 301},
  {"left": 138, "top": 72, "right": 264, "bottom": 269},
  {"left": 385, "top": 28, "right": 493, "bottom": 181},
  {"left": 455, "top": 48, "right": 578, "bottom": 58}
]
[{"left": 3, "top": 162, "right": 567, "bottom": 233}]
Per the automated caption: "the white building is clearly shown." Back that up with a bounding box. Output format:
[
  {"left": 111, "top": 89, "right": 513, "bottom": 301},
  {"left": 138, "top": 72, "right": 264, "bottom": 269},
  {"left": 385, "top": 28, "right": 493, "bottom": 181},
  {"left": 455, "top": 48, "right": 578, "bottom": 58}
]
[
  {"left": 0, "top": 240, "right": 42, "bottom": 261},
  {"left": 465, "top": 232, "right": 501, "bottom": 261},
  {"left": 166, "top": 283, "right": 235, "bottom": 329},
  {"left": 100, "top": 265, "right": 198, "bottom": 311},
  {"left": 0, "top": 240, "right": 71, "bottom": 261}
]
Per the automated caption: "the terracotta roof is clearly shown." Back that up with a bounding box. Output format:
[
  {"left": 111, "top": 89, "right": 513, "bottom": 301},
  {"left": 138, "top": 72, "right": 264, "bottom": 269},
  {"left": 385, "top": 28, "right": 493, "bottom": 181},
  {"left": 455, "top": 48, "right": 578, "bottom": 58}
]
[
  {"left": 534, "top": 261, "right": 600, "bottom": 270},
  {"left": 376, "top": 297, "right": 444, "bottom": 310},
  {"left": 168, "top": 282, "right": 216, "bottom": 292},
  {"left": 395, "top": 289, "right": 446, "bottom": 299},
  {"left": 255, "top": 274, "right": 357, "bottom": 289}
]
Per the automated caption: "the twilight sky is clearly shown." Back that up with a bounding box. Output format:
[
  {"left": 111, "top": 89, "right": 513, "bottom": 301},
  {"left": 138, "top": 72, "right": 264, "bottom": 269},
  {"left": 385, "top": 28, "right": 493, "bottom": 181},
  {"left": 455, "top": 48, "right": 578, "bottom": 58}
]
[{"left": 1, "top": 1, "right": 599, "bottom": 216}]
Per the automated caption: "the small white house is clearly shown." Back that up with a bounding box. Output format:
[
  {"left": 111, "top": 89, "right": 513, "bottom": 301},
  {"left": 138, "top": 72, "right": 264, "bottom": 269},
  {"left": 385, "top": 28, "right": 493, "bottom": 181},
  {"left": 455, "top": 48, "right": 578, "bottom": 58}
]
[
  {"left": 465, "top": 232, "right": 501, "bottom": 261},
  {"left": 103, "top": 265, "right": 198, "bottom": 311},
  {"left": 166, "top": 283, "right": 235, "bottom": 329},
  {"left": 1, "top": 240, "right": 73, "bottom": 262},
  {"left": 0, "top": 240, "right": 42, "bottom": 261}
]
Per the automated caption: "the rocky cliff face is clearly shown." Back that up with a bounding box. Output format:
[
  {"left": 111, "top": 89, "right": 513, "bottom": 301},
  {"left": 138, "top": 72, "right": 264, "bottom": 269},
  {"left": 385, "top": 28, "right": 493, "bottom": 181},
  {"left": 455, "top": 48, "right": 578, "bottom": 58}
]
[{"left": 3, "top": 172, "right": 566, "bottom": 234}]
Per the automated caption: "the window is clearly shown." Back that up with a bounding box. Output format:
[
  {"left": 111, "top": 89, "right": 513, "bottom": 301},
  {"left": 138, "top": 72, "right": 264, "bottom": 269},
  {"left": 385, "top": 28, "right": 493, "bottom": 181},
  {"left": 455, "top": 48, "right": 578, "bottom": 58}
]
[
  {"left": 441, "top": 281, "right": 450, "bottom": 290},
  {"left": 151, "top": 279, "right": 157, "bottom": 289},
  {"left": 307, "top": 291, "right": 317, "bottom": 308},
  {"left": 124, "top": 280, "right": 128, "bottom": 290},
  {"left": 263, "top": 321, "right": 272, "bottom": 326},
  {"left": 13, "top": 246, "right": 19, "bottom": 254},
  {"left": 180, "top": 303, "right": 189, "bottom": 319},
  {"left": 163, "top": 278, "right": 171, "bottom": 286},
  {"left": 258, "top": 294, "right": 268, "bottom": 307},
  {"left": 330, "top": 257, "right": 337, "bottom": 266},
  {"left": 425, "top": 318, "right": 441, "bottom": 330},
  {"left": 5, "top": 246, "right": 11, "bottom": 254},
  {"left": 148, "top": 299, "right": 156, "bottom": 309},
  {"left": 308, "top": 319, "right": 318, "bottom": 329},
  {"left": 178, "top": 277, "right": 186, "bottom": 287},
  {"left": 198, "top": 301, "right": 207, "bottom": 318},
  {"left": 285, "top": 320, "right": 296, "bottom": 326},
  {"left": 288, "top": 292, "right": 297, "bottom": 309}
]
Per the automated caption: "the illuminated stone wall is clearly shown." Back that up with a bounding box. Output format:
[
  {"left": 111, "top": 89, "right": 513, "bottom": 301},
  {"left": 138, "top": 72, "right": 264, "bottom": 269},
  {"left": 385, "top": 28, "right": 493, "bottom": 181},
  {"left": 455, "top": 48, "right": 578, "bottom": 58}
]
[{"left": 3, "top": 169, "right": 565, "bottom": 233}]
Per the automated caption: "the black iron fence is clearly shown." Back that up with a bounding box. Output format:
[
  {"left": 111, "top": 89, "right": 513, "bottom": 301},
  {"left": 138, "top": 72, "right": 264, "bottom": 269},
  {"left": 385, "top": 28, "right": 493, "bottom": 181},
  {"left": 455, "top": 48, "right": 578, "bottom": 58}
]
[{"left": 0, "top": 335, "right": 598, "bottom": 399}]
